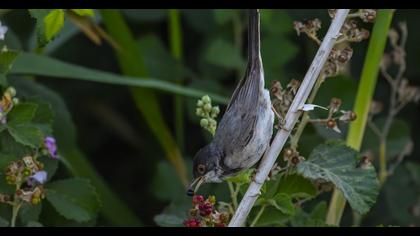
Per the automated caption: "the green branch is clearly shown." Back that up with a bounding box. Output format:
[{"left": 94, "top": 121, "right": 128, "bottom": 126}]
[{"left": 325, "top": 9, "right": 394, "bottom": 226}]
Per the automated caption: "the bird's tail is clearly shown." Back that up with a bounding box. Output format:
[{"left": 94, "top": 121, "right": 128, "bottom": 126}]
[{"left": 248, "top": 9, "right": 261, "bottom": 64}]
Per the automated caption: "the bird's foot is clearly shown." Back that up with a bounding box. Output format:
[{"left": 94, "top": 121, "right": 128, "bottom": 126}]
[
  {"left": 271, "top": 106, "right": 290, "bottom": 132},
  {"left": 251, "top": 169, "right": 264, "bottom": 185}
]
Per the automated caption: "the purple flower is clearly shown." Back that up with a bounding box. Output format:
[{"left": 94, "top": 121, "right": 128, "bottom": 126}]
[
  {"left": 44, "top": 136, "right": 58, "bottom": 159},
  {"left": 27, "top": 171, "right": 47, "bottom": 186}
]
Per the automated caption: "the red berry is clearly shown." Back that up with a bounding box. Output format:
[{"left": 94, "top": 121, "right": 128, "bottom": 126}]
[
  {"left": 192, "top": 195, "right": 205, "bottom": 205},
  {"left": 184, "top": 218, "right": 201, "bottom": 227},
  {"left": 199, "top": 202, "right": 213, "bottom": 216}
]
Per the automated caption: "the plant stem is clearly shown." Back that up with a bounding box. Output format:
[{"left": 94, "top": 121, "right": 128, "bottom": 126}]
[
  {"left": 378, "top": 139, "right": 387, "bottom": 183},
  {"left": 227, "top": 182, "right": 238, "bottom": 210},
  {"left": 228, "top": 10, "right": 350, "bottom": 226},
  {"left": 10, "top": 202, "right": 21, "bottom": 227},
  {"left": 168, "top": 9, "right": 185, "bottom": 153},
  {"left": 325, "top": 9, "right": 394, "bottom": 226},
  {"left": 290, "top": 74, "right": 325, "bottom": 149},
  {"left": 250, "top": 205, "right": 266, "bottom": 227}
]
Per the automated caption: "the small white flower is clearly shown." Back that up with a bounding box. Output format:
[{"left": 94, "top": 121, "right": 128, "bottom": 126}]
[
  {"left": 299, "top": 104, "right": 328, "bottom": 111},
  {"left": 0, "top": 21, "right": 8, "bottom": 40}
]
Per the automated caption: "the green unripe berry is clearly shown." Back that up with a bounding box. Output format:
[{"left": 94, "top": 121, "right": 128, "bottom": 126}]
[
  {"left": 209, "top": 119, "right": 217, "bottom": 127},
  {"left": 200, "top": 118, "right": 209, "bottom": 127},
  {"left": 202, "top": 95, "right": 211, "bottom": 104},
  {"left": 203, "top": 103, "right": 212, "bottom": 112},
  {"left": 197, "top": 100, "right": 204, "bottom": 107},
  {"left": 6, "top": 87, "right": 16, "bottom": 97},
  {"left": 196, "top": 108, "right": 204, "bottom": 116},
  {"left": 12, "top": 98, "right": 19, "bottom": 105},
  {"left": 211, "top": 106, "right": 220, "bottom": 115},
  {"left": 23, "top": 168, "right": 31, "bottom": 177},
  {"left": 31, "top": 197, "right": 41, "bottom": 205}
]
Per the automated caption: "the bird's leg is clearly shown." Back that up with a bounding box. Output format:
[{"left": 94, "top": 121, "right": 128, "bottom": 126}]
[
  {"left": 251, "top": 169, "right": 264, "bottom": 185},
  {"left": 271, "top": 105, "right": 290, "bottom": 132}
]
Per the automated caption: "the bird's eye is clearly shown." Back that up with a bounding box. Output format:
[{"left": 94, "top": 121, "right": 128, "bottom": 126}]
[{"left": 197, "top": 164, "right": 206, "bottom": 175}]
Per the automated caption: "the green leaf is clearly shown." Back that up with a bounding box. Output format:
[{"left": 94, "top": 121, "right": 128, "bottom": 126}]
[
  {"left": 0, "top": 216, "right": 8, "bottom": 227},
  {"left": 0, "top": 48, "right": 20, "bottom": 74},
  {"left": 31, "top": 101, "right": 54, "bottom": 135},
  {"left": 297, "top": 142, "right": 380, "bottom": 215},
  {"left": 138, "top": 34, "right": 192, "bottom": 82},
  {"left": 19, "top": 204, "right": 42, "bottom": 226},
  {"left": 260, "top": 10, "right": 294, "bottom": 35},
  {"left": 205, "top": 38, "right": 245, "bottom": 70},
  {"left": 28, "top": 9, "right": 51, "bottom": 47},
  {"left": 214, "top": 10, "right": 236, "bottom": 24},
  {"left": 70, "top": 9, "right": 94, "bottom": 17},
  {"left": 226, "top": 169, "right": 253, "bottom": 184},
  {"left": 122, "top": 9, "right": 167, "bottom": 22},
  {"left": 291, "top": 202, "right": 331, "bottom": 227},
  {"left": 10, "top": 77, "right": 143, "bottom": 226},
  {"left": 150, "top": 161, "right": 184, "bottom": 201},
  {"left": 277, "top": 174, "right": 318, "bottom": 199},
  {"left": 154, "top": 192, "right": 190, "bottom": 227},
  {"left": 44, "top": 9, "right": 65, "bottom": 42},
  {"left": 250, "top": 206, "right": 289, "bottom": 227},
  {"left": 0, "top": 74, "right": 7, "bottom": 88},
  {"left": 406, "top": 161, "right": 420, "bottom": 186},
  {"left": 6, "top": 103, "right": 38, "bottom": 124},
  {"left": 26, "top": 221, "right": 43, "bottom": 227},
  {"left": 45, "top": 178, "right": 101, "bottom": 223},
  {"left": 7, "top": 123, "right": 43, "bottom": 148},
  {"left": 267, "top": 193, "right": 295, "bottom": 215},
  {"left": 11, "top": 52, "right": 229, "bottom": 104}
]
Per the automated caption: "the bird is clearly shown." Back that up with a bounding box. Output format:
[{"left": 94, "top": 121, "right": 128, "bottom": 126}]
[{"left": 187, "top": 9, "right": 274, "bottom": 196}]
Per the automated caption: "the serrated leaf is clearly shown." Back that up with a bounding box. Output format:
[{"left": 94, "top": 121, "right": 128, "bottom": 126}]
[
  {"left": 45, "top": 178, "right": 101, "bottom": 223},
  {"left": 31, "top": 101, "right": 54, "bottom": 135},
  {"left": 297, "top": 142, "right": 380, "bottom": 215},
  {"left": 205, "top": 38, "right": 245, "bottom": 70},
  {"left": 70, "top": 9, "right": 94, "bottom": 17},
  {"left": 214, "top": 10, "right": 236, "bottom": 24},
  {"left": 0, "top": 49, "right": 20, "bottom": 74},
  {"left": 7, "top": 123, "right": 44, "bottom": 148},
  {"left": 44, "top": 9, "right": 65, "bottom": 42},
  {"left": 268, "top": 193, "right": 295, "bottom": 215},
  {"left": 251, "top": 206, "right": 289, "bottom": 227},
  {"left": 6, "top": 103, "right": 38, "bottom": 124}
]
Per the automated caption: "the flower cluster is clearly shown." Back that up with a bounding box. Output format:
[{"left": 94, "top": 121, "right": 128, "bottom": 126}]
[
  {"left": 283, "top": 147, "right": 305, "bottom": 166},
  {"left": 0, "top": 87, "right": 19, "bottom": 124},
  {"left": 0, "top": 20, "right": 7, "bottom": 40},
  {"left": 184, "top": 195, "right": 230, "bottom": 227},
  {"left": 271, "top": 79, "right": 301, "bottom": 122},
  {"left": 1, "top": 136, "right": 59, "bottom": 207},
  {"left": 323, "top": 47, "right": 353, "bottom": 77},
  {"left": 196, "top": 95, "right": 220, "bottom": 136},
  {"left": 4, "top": 155, "right": 47, "bottom": 205}
]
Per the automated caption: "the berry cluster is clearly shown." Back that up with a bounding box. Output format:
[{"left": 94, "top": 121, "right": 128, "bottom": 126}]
[
  {"left": 184, "top": 195, "right": 230, "bottom": 227},
  {"left": 270, "top": 79, "right": 301, "bottom": 122},
  {"left": 0, "top": 87, "right": 19, "bottom": 124},
  {"left": 196, "top": 95, "right": 220, "bottom": 136}
]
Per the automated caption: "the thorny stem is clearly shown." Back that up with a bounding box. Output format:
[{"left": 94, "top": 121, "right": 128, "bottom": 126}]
[{"left": 250, "top": 205, "right": 266, "bottom": 227}]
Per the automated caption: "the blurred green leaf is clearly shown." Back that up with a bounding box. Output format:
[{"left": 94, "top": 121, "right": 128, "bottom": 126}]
[
  {"left": 183, "top": 10, "right": 218, "bottom": 34},
  {"left": 45, "top": 178, "right": 101, "bottom": 223},
  {"left": 26, "top": 221, "right": 43, "bottom": 227},
  {"left": 0, "top": 74, "right": 6, "bottom": 88},
  {"left": 138, "top": 34, "right": 192, "bottom": 82},
  {"left": 0, "top": 27, "right": 22, "bottom": 50},
  {"left": 291, "top": 201, "right": 331, "bottom": 227},
  {"left": 11, "top": 77, "right": 143, "bottom": 226},
  {"left": 154, "top": 192, "right": 190, "bottom": 227},
  {"left": 406, "top": 162, "right": 420, "bottom": 186},
  {"left": 214, "top": 10, "right": 236, "bottom": 25},
  {"left": 205, "top": 38, "right": 245, "bottom": 70},
  {"left": 260, "top": 10, "right": 294, "bottom": 35},
  {"left": 0, "top": 48, "right": 20, "bottom": 74},
  {"left": 11, "top": 52, "right": 228, "bottom": 104},
  {"left": 297, "top": 142, "right": 380, "bottom": 215},
  {"left": 70, "top": 9, "right": 94, "bottom": 18},
  {"left": 0, "top": 216, "right": 8, "bottom": 227},
  {"left": 19, "top": 204, "right": 42, "bottom": 226},
  {"left": 28, "top": 9, "right": 51, "bottom": 47},
  {"left": 43, "top": 9, "right": 65, "bottom": 42},
  {"left": 122, "top": 9, "right": 167, "bottom": 22},
  {"left": 250, "top": 206, "right": 289, "bottom": 226},
  {"left": 362, "top": 118, "right": 412, "bottom": 160},
  {"left": 151, "top": 161, "right": 184, "bottom": 201}
]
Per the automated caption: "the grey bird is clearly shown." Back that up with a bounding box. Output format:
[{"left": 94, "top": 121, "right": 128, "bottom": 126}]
[{"left": 187, "top": 9, "right": 274, "bottom": 196}]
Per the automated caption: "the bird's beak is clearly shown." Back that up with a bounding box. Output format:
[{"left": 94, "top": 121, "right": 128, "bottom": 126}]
[{"left": 186, "top": 176, "right": 205, "bottom": 197}]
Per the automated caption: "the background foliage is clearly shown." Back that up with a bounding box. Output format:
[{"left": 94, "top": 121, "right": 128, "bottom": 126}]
[{"left": 0, "top": 9, "right": 419, "bottom": 226}]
